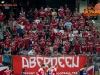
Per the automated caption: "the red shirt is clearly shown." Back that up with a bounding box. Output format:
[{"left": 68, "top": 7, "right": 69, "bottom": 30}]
[
  {"left": 34, "top": 10, "right": 38, "bottom": 19},
  {"left": 45, "top": 10, "right": 51, "bottom": 17},
  {"left": 62, "top": 34, "right": 67, "bottom": 41},
  {"left": 28, "top": 31, "right": 34, "bottom": 36},
  {"left": 58, "top": 9, "right": 64, "bottom": 17},
  {"left": 82, "top": 31, "right": 88, "bottom": 38},
  {"left": 19, "top": 40, "right": 25, "bottom": 48},
  {"left": 53, "top": 43, "right": 58, "bottom": 51},
  {"left": 74, "top": 43, "right": 80, "bottom": 52},
  {"left": 39, "top": 9, "right": 45, "bottom": 17},
  {"left": 81, "top": 43, "right": 87, "bottom": 52},
  {"left": 79, "top": 22, "right": 85, "bottom": 27},
  {"left": 52, "top": 68, "right": 57, "bottom": 75},
  {"left": 41, "top": 31, "right": 46, "bottom": 37},
  {"left": 56, "top": 32, "right": 62, "bottom": 38},
  {"left": 44, "top": 47, "right": 50, "bottom": 55},
  {"left": 33, "top": 35, "right": 39, "bottom": 42},
  {"left": 71, "top": 18, "right": 76, "bottom": 24},
  {"left": 64, "top": 42, "right": 70, "bottom": 51},
  {"left": 51, "top": 20, "right": 57, "bottom": 28},
  {"left": 32, "top": 44, "right": 39, "bottom": 50},
  {"left": 25, "top": 24, "right": 32, "bottom": 31},
  {"left": 50, "top": 32, "right": 56, "bottom": 41},
  {"left": 95, "top": 43, "right": 100, "bottom": 52},
  {"left": 73, "top": 23, "right": 79, "bottom": 30},
  {"left": 64, "top": 9, "right": 70, "bottom": 16},
  {"left": 35, "top": 49, "right": 42, "bottom": 54},
  {"left": 4, "top": 39, "right": 10, "bottom": 47},
  {"left": 37, "top": 68, "right": 45, "bottom": 75},
  {"left": 3, "top": 70, "right": 12, "bottom": 75},
  {"left": 39, "top": 39, "right": 45, "bottom": 48},
  {"left": 37, "top": 23, "right": 43, "bottom": 31},
  {"left": 88, "top": 43, "right": 94, "bottom": 52}
]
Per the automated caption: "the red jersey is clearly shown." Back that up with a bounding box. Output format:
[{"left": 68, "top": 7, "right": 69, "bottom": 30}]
[
  {"left": 41, "top": 31, "right": 46, "bottom": 37},
  {"left": 51, "top": 20, "right": 57, "bottom": 28},
  {"left": 25, "top": 24, "right": 32, "bottom": 31},
  {"left": 71, "top": 18, "right": 76, "bottom": 24},
  {"left": 33, "top": 35, "right": 39, "bottom": 42},
  {"left": 45, "top": 10, "right": 51, "bottom": 17},
  {"left": 3, "top": 70, "right": 12, "bottom": 75},
  {"left": 44, "top": 47, "right": 50, "bottom": 55},
  {"left": 37, "top": 23, "right": 43, "bottom": 31},
  {"left": 4, "top": 39, "right": 11, "bottom": 47},
  {"left": 56, "top": 32, "right": 62, "bottom": 37},
  {"left": 88, "top": 43, "right": 94, "bottom": 52},
  {"left": 35, "top": 49, "right": 42, "bottom": 55},
  {"left": 79, "top": 22, "right": 85, "bottom": 27},
  {"left": 73, "top": 23, "right": 79, "bottom": 30},
  {"left": 53, "top": 43, "right": 58, "bottom": 51},
  {"left": 64, "top": 42, "right": 70, "bottom": 51},
  {"left": 37, "top": 68, "right": 45, "bottom": 75},
  {"left": 74, "top": 43, "right": 80, "bottom": 52},
  {"left": 50, "top": 32, "right": 56, "bottom": 41},
  {"left": 81, "top": 43, "right": 87, "bottom": 52},
  {"left": 95, "top": 43, "right": 100, "bottom": 52},
  {"left": 19, "top": 40, "right": 25, "bottom": 48},
  {"left": 82, "top": 31, "right": 88, "bottom": 38},
  {"left": 39, "top": 9, "right": 45, "bottom": 17},
  {"left": 62, "top": 34, "right": 67, "bottom": 41},
  {"left": 34, "top": 10, "right": 38, "bottom": 19},
  {"left": 52, "top": 68, "right": 57, "bottom": 75},
  {"left": 32, "top": 44, "right": 39, "bottom": 50},
  {"left": 58, "top": 9, "right": 64, "bottom": 17},
  {"left": 28, "top": 31, "right": 34, "bottom": 36},
  {"left": 39, "top": 39, "right": 45, "bottom": 48},
  {"left": 64, "top": 9, "right": 71, "bottom": 16}
]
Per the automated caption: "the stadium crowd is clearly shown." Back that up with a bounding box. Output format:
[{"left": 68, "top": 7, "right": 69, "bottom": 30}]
[{"left": 0, "top": 5, "right": 100, "bottom": 58}]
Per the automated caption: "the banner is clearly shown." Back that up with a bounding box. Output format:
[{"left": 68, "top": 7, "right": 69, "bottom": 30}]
[
  {"left": 12, "top": 56, "right": 87, "bottom": 75},
  {"left": 87, "top": 66, "right": 94, "bottom": 75}
]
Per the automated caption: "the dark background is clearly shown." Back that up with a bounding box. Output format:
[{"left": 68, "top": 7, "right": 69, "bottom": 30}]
[{"left": 0, "top": 0, "right": 98, "bottom": 19}]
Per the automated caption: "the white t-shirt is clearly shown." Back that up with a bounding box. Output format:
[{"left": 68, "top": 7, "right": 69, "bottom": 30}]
[
  {"left": 68, "top": 33, "right": 75, "bottom": 41},
  {"left": 28, "top": 50, "right": 36, "bottom": 55},
  {"left": 73, "top": 30, "right": 78, "bottom": 36}
]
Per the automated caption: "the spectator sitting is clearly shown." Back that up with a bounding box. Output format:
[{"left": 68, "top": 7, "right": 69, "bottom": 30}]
[{"left": 28, "top": 49, "right": 36, "bottom": 56}]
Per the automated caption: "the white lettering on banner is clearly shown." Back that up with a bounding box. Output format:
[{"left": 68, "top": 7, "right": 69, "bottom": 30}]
[
  {"left": 65, "top": 57, "right": 72, "bottom": 68},
  {"left": 50, "top": 57, "right": 57, "bottom": 67},
  {"left": 65, "top": 56, "right": 79, "bottom": 68},
  {"left": 58, "top": 57, "right": 65, "bottom": 68},
  {"left": 37, "top": 57, "right": 43, "bottom": 67},
  {"left": 22, "top": 57, "right": 29, "bottom": 68},
  {"left": 22, "top": 56, "right": 79, "bottom": 68},
  {"left": 72, "top": 56, "right": 79, "bottom": 68},
  {"left": 29, "top": 57, "right": 36, "bottom": 68},
  {"left": 44, "top": 57, "right": 50, "bottom": 67}
]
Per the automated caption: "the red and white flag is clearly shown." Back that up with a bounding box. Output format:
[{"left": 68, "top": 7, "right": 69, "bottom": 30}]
[{"left": 87, "top": 66, "right": 94, "bottom": 75}]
